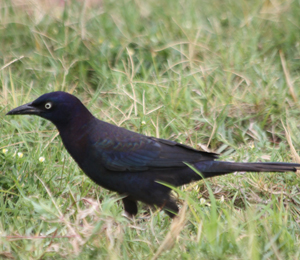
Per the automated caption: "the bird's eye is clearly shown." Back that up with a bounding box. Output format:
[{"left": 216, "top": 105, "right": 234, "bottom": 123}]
[{"left": 45, "top": 102, "right": 52, "bottom": 109}]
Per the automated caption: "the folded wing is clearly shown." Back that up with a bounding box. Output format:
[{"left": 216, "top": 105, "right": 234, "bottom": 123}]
[{"left": 91, "top": 122, "right": 218, "bottom": 172}]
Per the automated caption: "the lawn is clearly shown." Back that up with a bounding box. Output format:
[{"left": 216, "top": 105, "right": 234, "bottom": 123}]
[{"left": 1, "top": 0, "right": 300, "bottom": 259}]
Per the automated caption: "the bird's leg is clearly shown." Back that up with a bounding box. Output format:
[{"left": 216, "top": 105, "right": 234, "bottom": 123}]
[
  {"left": 122, "top": 197, "right": 138, "bottom": 217},
  {"left": 160, "top": 196, "right": 179, "bottom": 218}
]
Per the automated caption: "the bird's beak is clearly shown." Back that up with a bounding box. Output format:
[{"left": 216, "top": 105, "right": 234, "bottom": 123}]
[{"left": 6, "top": 102, "right": 41, "bottom": 116}]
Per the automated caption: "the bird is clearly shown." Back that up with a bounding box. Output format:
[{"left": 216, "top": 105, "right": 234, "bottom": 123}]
[{"left": 6, "top": 91, "right": 300, "bottom": 217}]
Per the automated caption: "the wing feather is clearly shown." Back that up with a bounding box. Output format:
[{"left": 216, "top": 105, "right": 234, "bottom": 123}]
[{"left": 90, "top": 120, "right": 218, "bottom": 172}]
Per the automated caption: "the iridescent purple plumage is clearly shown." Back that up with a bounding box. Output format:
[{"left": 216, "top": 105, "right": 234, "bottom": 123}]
[{"left": 7, "top": 92, "right": 300, "bottom": 217}]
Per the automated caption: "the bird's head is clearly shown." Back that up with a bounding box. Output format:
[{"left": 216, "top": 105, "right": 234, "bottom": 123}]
[{"left": 6, "top": 91, "right": 93, "bottom": 127}]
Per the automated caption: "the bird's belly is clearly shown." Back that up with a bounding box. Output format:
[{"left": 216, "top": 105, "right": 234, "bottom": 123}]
[{"left": 78, "top": 158, "right": 153, "bottom": 194}]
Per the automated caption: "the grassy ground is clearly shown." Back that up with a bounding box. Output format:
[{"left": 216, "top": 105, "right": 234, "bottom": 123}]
[{"left": 1, "top": 0, "right": 300, "bottom": 259}]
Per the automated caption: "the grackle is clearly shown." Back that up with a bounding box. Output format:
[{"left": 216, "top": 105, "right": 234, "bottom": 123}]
[{"left": 6, "top": 92, "right": 300, "bottom": 217}]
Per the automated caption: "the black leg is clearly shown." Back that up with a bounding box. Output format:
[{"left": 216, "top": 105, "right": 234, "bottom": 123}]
[
  {"left": 122, "top": 197, "right": 138, "bottom": 217},
  {"left": 163, "top": 198, "right": 179, "bottom": 218}
]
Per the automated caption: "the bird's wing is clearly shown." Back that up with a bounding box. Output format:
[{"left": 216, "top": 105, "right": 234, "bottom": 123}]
[
  {"left": 96, "top": 136, "right": 161, "bottom": 171},
  {"left": 91, "top": 127, "right": 218, "bottom": 172}
]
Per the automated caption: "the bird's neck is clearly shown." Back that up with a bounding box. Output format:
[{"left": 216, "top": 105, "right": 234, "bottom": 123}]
[
  {"left": 54, "top": 105, "right": 94, "bottom": 133},
  {"left": 55, "top": 110, "right": 95, "bottom": 165}
]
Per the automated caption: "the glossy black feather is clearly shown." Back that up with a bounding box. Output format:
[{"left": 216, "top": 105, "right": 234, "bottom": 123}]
[{"left": 6, "top": 91, "right": 300, "bottom": 218}]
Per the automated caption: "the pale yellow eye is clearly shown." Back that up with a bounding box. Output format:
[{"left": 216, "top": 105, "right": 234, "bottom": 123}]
[{"left": 45, "top": 102, "right": 52, "bottom": 109}]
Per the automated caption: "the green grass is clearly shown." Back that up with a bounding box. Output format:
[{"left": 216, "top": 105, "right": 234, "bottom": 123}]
[{"left": 1, "top": 0, "right": 300, "bottom": 258}]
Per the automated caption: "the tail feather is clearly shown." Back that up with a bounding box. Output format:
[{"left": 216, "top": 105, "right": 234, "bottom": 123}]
[{"left": 195, "top": 161, "right": 300, "bottom": 178}]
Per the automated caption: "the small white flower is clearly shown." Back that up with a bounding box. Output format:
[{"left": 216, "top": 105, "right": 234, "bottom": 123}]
[
  {"left": 150, "top": 37, "right": 158, "bottom": 43},
  {"left": 141, "top": 121, "right": 146, "bottom": 125},
  {"left": 184, "top": 21, "right": 192, "bottom": 29},
  {"left": 127, "top": 48, "right": 135, "bottom": 56},
  {"left": 200, "top": 198, "right": 206, "bottom": 205},
  {"left": 2, "top": 149, "right": 8, "bottom": 154},
  {"left": 17, "top": 152, "right": 23, "bottom": 158},
  {"left": 39, "top": 157, "right": 45, "bottom": 163},
  {"left": 220, "top": 195, "right": 224, "bottom": 203}
]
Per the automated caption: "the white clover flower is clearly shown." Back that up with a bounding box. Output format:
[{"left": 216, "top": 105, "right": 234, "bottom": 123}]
[
  {"left": 220, "top": 195, "right": 224, "bottom": 203},
  {"left": 127, "top": 48, "right": 135, "bottom": 56},
  {"left": 183, "top": 21, "right": 192, "bottom": 29},
  {"left": 2, "top": 149, "right": 8, "bottom": 154},
  {"left": 17, "top": 152, "right": 23, "bottom": 158},
  {"left": 39, "top": 157, "right": 45, "bottom": 163},
  {"left": 200, "top": 198, "right": 206, "bottom": 205}
]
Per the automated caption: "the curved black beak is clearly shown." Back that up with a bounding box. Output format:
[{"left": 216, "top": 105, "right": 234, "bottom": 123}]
[{"left": 6, "top": 102, "right": 41, "bottom": 116}]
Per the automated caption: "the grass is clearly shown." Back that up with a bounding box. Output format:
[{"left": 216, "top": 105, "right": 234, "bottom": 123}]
[{"left": 1, "top": 0, "right": 300, "bottom": 258}]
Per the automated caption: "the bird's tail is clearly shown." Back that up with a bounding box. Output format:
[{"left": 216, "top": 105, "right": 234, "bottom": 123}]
[{"left": 194, "top": 161, "right": 300, "bottom": 178}]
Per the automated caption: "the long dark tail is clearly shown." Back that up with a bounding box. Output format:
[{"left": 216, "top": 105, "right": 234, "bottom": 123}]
[{"left": 195, "top": 161, "right": 300, "bottom": 178}]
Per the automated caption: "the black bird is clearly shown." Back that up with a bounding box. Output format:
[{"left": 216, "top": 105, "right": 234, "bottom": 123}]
[{"left": 6, "top": 92, "right": 300, "bottom": 217}]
